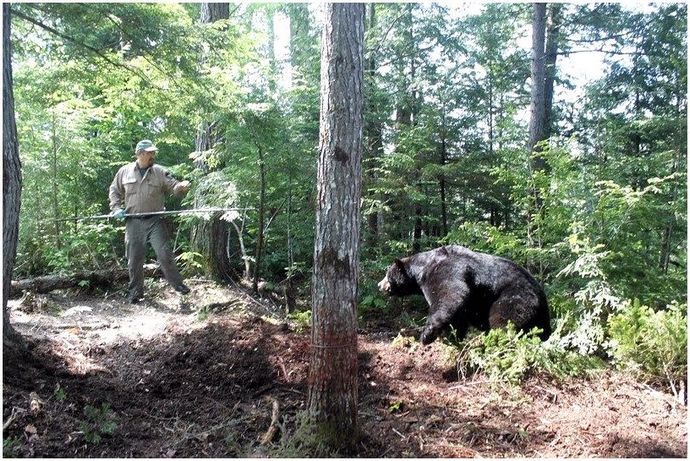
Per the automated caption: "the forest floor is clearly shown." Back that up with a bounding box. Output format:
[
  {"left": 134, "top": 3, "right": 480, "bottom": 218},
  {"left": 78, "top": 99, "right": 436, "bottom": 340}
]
[{"left": 3, "top": 278, "right": 687, "bottom": 458}]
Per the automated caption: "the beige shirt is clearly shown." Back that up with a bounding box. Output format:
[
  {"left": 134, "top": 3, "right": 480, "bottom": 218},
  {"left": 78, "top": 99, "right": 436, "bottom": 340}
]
[{"left": 109, "top": 162, "right": 184, "bottom": 214}]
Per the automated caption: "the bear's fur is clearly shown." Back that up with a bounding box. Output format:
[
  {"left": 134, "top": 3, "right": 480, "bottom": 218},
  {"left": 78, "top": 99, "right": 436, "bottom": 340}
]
[{"left": 378, "top": 245, "right": 551, "bottom": 345}]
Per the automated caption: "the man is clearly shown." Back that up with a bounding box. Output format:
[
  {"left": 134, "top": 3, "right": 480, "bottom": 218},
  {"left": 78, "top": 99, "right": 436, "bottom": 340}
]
[{"left": 109, "top": 139, "right": 192, "bottom": 303}]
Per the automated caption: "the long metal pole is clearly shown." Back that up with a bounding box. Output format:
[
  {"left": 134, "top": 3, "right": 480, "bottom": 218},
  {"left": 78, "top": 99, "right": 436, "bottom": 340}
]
[{"left": 48, "top": 207, "right": 252, "bottom": 222}]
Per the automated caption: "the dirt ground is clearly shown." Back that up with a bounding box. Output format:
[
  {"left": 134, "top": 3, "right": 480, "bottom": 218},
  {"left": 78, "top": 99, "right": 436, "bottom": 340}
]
[{"left": 3, "top": 279, "right": 687, "bottom": 458}]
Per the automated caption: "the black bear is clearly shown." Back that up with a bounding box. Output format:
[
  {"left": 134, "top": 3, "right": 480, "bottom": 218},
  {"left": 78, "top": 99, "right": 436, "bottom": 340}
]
[{"left": 378, "top": 245, "right": 551, "bottom": 345}]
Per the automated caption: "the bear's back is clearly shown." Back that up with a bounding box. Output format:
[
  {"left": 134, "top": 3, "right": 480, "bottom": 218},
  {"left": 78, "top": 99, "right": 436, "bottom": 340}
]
[{"left": 441, "top": 245, "right": 542, "bottom": 294}]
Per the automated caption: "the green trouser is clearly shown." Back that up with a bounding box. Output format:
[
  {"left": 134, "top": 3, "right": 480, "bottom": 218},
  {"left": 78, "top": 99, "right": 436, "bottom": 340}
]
[{"left": 125, "top": 217, "right": 184, "bottom": 299}]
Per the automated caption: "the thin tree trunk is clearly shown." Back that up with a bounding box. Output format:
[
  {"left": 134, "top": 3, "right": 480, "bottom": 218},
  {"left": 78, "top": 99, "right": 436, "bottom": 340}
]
[
  {"left": 194, "top": 120, "right": 213, "bottom": 171},
  {"left": 3, "top": 4, "right": 23, "bottom": 347},
  {"left": 439, "top": 126, "right": 448, "bottom": 237},
  {"left": 659, "top": 148, "right": 681, "bottom": 272},
  {"left": 411, "top": 16, "right": 423, "bottom": 250},
  {"left": 364, "top": 3, "right": 383, "bottom": 247},
  {"left": 544, "top": 3, "right": 562, "bottom": 139},
  {"left": 229, "top": 216, "right": 251, "bottom": 279},
  {"left": 412, "top": 207, "right": 422, "bottom": 252},
  {"left": 267, "top": 9, "right": 277, "bottom": 93},
  {"left": 308, "top": 3, "right": 364, "bottom": 452},
  {"left": 527, "top": 3, "right": 548, "bottom": 277},
  {"left": 51, "top": 112, "right": 61, "bottom": 248},
  {"left": 488, "top": 63, "right": 494, "bottom": 157},
  {"left": 287, "top": 2, "right": 310, "bottom": 80},
  {"left": 253, "top": 144, "right": 266, "bottom": 293},
  {"left": 528, "top": 2, "right": 547, "bottom": 163},
  {"left": 285, "top": 172, "right": 295, "bottom": 313},
  {"left": 487, "top": 68, "right": 497, "bottom": 227}
]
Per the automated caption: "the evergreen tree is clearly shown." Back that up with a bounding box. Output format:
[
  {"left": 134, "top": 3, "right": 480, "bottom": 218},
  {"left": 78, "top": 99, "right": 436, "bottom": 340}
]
[{"left": 308, "top": 2, "right": 364, "bottom": 451}]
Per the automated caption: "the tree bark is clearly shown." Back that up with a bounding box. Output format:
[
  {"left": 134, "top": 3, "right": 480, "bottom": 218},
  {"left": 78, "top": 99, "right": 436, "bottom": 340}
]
[
  {"left": 192, "top": 3, "right": 233, "bottom": 282},
  {"left": 229, "top": 216, "right": 251, "bottom": 279},
  {"left": 3, "top": 4, "right": 23, "bottom": 347},
  {"left": 439, "top": 125, "right": 448, "bottom": 237},
  {"left": 252, "top": 144, "right": 266, "bottom": 293},
  {"left": 405, "top": 4, "right": 424, "bottom": 252},
  {"left": 364, "top": 4, "right": 383, "bottom": 247},
  {"left": 201, "top": 3, "right": 229, "bottom": 23},
  {"left": 528, "top": 2, "right": 547, "bottom": 166},
  {"left": 488, "top": 60, "right": 494, "bottom": 157},
  {"left": 308, "top": 2, "right": 364, "bottom": 452},
  {"left": 51, "top": 112, "right": 61, "bottom": 248},
  {"left": 527, "top": 3, "right": 547, "bottom": 256},
  {"left": 263, "top": 8, "right": 278, "bottom": 93},
  {"left": 544, "top": 3, "right": 562, "bottom": 140},
  {"left": 286, "top": 2, "right": 311, "bottom": 77}
]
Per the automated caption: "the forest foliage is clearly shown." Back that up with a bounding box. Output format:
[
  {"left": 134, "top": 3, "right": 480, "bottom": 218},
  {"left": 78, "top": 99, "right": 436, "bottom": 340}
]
[{"left": 8, "top": 3, "right": 687, "bottom": 393}]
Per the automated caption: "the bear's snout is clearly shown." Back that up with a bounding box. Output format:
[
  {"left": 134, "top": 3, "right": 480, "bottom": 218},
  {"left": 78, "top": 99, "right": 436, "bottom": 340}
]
[{"left": 378, "top": 278, "right": 391, "bottom": 293}]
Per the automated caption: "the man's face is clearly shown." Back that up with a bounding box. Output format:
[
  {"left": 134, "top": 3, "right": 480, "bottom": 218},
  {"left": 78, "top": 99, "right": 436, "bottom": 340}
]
[{"left": 136, "top": 149, "right": 156, "bottom": 168}]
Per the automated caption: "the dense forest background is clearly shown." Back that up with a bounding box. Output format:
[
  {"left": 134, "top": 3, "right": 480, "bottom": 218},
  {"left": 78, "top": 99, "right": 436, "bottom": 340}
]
[{"left": 7, "top": 3, "right": 687, "bottom": 394}]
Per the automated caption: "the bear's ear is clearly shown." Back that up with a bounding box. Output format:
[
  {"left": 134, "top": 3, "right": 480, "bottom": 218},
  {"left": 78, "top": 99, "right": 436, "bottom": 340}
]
[{"left": 394, "top": 259, "right": 406, "bottom": 271}]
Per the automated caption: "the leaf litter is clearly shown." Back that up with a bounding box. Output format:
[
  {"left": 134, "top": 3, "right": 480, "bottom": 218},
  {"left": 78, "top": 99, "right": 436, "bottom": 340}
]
[{"left": 3, "top": 279, "right": 686, "bottom": 457}]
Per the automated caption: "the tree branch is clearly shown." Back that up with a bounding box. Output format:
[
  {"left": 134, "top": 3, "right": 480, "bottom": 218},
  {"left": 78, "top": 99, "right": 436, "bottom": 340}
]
[
  {"left": 100, "top": 12, "right": 210, "bottom": 99},
  {"left": 561, "top": 48, "right": 663, "bottom": 57},
  {"left": 11, "top": 8, "right": 154, "bottom": 86}
]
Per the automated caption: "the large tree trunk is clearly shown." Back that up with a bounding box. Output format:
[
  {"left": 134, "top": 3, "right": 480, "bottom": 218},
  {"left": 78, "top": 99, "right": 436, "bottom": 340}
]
[
  {"left": 308, "top": 2, "right": 364, "bottom": 452},
  {"left": 200, "top": 2, "right": 229, "bottom": 23},
  {"left": 192, "top": 3, "right": 233, "bottom": 282},
  {"left": 195, "top": 2, "right": 228, "bottom": 165},
  {"left": 3, "top": 4, "right": 23, "bottom": 348}
]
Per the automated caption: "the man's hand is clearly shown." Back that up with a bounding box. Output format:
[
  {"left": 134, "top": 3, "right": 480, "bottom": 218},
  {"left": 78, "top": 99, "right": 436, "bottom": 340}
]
[
  {"left": 112, "top": 209, "right": 126, "bottom": 220},
  {"left": 174, "top": 180, "right": 191, "bottom": 194}
]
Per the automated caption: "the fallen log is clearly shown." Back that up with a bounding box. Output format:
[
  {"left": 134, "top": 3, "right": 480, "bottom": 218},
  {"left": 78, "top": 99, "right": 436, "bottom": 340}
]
[{"left": 10, "top": 265, "right": 162, "bottom": 297}]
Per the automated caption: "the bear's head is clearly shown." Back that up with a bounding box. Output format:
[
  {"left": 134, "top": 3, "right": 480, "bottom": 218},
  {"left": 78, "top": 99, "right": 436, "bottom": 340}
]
[{"left": 378, "top": 259, "right": 421, "bottom": 296}]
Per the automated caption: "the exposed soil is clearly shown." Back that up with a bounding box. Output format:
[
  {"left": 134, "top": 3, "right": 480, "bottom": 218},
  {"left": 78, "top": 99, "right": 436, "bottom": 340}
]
[{"left": 3, "top": 279, "right": 687, "bottom": 457}]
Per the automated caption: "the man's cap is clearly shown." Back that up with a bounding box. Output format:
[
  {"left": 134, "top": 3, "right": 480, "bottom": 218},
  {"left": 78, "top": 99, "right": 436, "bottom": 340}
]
[{"left": 135, "top": 139, "right": 158, "bottom": 153}]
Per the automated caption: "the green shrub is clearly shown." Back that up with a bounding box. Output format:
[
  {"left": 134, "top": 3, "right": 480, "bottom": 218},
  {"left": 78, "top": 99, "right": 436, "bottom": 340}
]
[
  {"left": 359, "top": 293, "right": 388, "bottom": 311},
  {"left": 53, "top": 384, "right": 67, "bottom": 402},
  {"left": 555, "top": 225, "right": 623, "bottom": 355},
  {"left": 196, "top": 306, "right": 211, "bottom": 322},
  {"left": 398, "top": 310, "right": 425, "bottom": 330},
  {"left": 3, "top": 437, "right": 21, "bottom": 458},
  {"left": 358, "top": 258, "right": 396, "bottom": 315},
  {"left": 175, "top": 251, "right": 204, "bottom": 276},
  {"left": 22, "top": 221, "right": 121, "bottom": 275},
  {"left": 607, "top": 300, "right": 687, "bottom": 394},
  {"left": 288, "top": 310, "right": 312, "bottom": 333},
  {"left": 79, "top": 402, "right": 118, "bottom": 444},
  {"left": 452, "top": 323, "right": 603, "bottom": 386}
]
